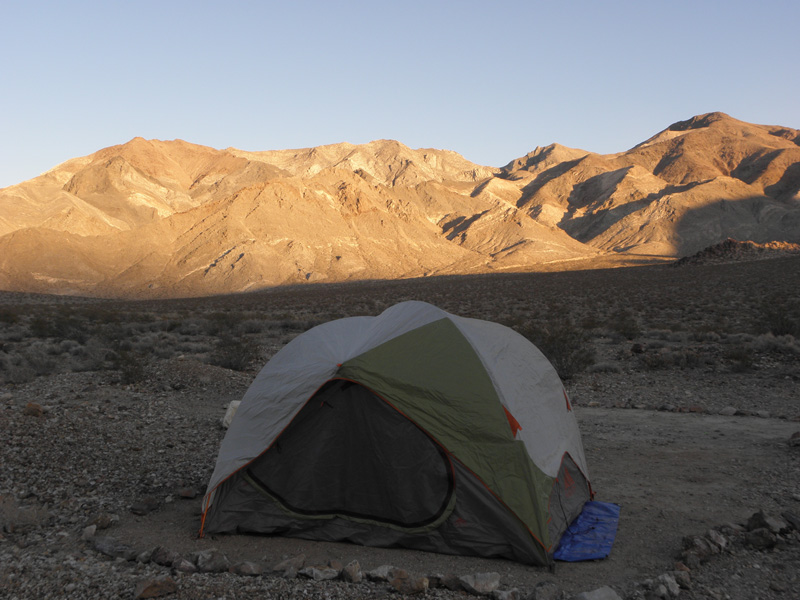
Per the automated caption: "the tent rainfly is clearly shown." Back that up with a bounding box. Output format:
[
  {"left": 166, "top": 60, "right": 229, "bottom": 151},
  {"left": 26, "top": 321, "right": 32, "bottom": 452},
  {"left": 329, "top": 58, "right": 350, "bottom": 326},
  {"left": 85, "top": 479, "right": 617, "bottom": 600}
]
[{"left": 200, "top": 301, "right": 592, "bottom": 565}]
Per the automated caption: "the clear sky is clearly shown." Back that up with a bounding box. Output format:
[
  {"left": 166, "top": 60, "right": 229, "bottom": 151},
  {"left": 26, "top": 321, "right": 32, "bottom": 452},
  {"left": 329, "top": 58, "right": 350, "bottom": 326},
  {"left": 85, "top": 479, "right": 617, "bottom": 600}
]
[{"left": 1, "top": 0, "right": 798, "bottom": 188}]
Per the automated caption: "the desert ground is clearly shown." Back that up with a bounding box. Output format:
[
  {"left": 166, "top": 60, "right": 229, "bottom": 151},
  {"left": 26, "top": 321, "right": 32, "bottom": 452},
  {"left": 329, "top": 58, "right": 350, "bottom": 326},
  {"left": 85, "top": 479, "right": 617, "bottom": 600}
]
[{"left": 1, "top": 256, "right": 799, "bottom": 599}]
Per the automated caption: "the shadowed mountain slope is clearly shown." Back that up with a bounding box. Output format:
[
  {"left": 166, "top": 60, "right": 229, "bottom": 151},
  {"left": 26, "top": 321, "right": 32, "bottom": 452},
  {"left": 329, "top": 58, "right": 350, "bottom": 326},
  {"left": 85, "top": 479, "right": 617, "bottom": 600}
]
[{"left": 1, "top": 113, "right": 798, "bottom": 298}]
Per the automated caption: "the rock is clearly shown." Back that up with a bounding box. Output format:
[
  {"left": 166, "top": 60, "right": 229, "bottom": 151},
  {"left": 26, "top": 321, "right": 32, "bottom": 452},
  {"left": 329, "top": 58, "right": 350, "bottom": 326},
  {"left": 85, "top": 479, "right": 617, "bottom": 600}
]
[
  {"left": 222, "top": 400, "right": 241, "bottom": 428},
  {"left": 273, "top": 553, "right": 305, "bottom": 578},
  {"left": 172, "top": 557, "right": 196, "bottom": 573},
  {"left": 150, "top": 546, "right": 181, "bottom": 567},
  {"left": 459, "top": 572, "right": 501, "bottom": 596},
  {"left": 177, "top": 487, "right": 198, "bottom": 499},
  {"left": 229, "top": 561, "right": 265, "bottom": 576},
  {"left": 573, "top": 586, "right": 623, "bottom": 600},
  {"left": 718, "top": 406, "right": 737, "bottom": 416},
  {"left": 672, "top": 570, "right": 691, "bottom": 590},
  {"left": 789, "top": 431, "right": 800, "bottom": 447},
  {"left": 745, "top": 527, "right": 777, "bottom": 549},
  {"left": 390, "top": 571, "right": 429, "bottom": 595},
  {"left": 327, "top": 558, "right": 343, "bottom": 571},
  {"left": 440, "top": 573, "right": 465, "bottom": 591},
  {"left": 130, "top": 497, "right": 160, "bottom": 516},
  {"left": 81, "top": 524, "right": 97, "bottom": 540},
  {"left": 341, "top": 560, "right": 363, "bottom": 583},
  {"left": 529, "top": 580, "right": 561, "bottom": 600},
  {"left": 194, "top": 548, "right": 230, "bottom": 573},
  {"left": 89, "top": 513, "right": 115, "bottom": 530},
  {"left": 492, "top": 590, "right": 520, "bottom": 600},
  {"left": 137, "top": 548, "right": 154, "bottom": 564},
  {"left": 747, "top": 510, "right": 787, "bottom": 534},
  {"left": 298, "top": 566, "right": 339, "bottom": 581},
  {"left": 22, "top": 402, "right": 44, "bottom": 417},
  {"left": 93, "top": 536, "right": 137, "bottom": 561},
  {"left": 656, "top": 573, "right": 680, "bottom": 598},
  {"left": 705, "top": 528, "right": 728, "bottom": 551},
  {"left": 366, "top": 564, "right": 401, "bottom": 582},
  {"left": 755, "top": 410, "right": 770, "bottom": 418},
  {"left": 134, "top": 577, "right": 177, "bottom": 598},
  {"left": 781, "top": 510, "right": 800, "bottom": 531}
]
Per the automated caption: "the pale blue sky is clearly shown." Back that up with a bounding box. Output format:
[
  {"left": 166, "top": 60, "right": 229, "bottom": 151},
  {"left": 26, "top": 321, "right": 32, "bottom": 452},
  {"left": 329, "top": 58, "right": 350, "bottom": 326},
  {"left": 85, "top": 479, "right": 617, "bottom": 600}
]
[{"left": 1, "top": 0, "right": 798, "bottom": 188}]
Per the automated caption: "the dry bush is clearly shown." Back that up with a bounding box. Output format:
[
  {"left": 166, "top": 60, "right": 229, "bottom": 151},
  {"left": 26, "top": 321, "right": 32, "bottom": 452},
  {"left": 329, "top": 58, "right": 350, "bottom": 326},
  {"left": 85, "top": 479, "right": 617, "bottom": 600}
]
[
  {"left": 518, "top": 319, "right": 596, "bottom": 380},
  {"left": 209, "top": 335, "right": 260, "bottom": 372}
]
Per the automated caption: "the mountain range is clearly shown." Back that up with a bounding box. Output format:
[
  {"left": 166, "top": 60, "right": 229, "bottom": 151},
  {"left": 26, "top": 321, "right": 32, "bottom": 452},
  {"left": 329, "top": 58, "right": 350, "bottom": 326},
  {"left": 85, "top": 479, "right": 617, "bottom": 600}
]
[{"left": 1, "top": 112, "right": 798, "bottom": 298}]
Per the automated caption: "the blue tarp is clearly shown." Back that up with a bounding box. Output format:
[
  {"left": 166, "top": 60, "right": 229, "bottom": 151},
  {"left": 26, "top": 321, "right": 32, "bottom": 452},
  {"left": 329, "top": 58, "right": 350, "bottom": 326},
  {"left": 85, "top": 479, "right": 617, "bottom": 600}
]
[{"left": 554, "top": 501, "right": 620, "bottom": 562}]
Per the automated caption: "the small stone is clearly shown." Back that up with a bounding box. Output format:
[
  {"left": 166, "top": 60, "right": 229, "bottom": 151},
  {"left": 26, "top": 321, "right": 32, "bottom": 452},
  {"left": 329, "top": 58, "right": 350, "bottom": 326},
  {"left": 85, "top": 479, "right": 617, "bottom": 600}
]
[
  {"left": 22, "top": 402, "right": 44, "bottom": 417},
  {"left": 747, "top": 510, "right": 787, "bottom": 534},
  {"left": 93, "top": 536, "right": 137, "bottom": 561},
  {"left": 81, "top": 524, "right": 97, "bottom": 540},
  {"left": 573, "top": 586, "right": 623, "bottom": 600},
  {"left": 172, "top": 557, "right": 196, "bottom": 573},
  {"left": 273, "top": 553, "right": 305, "bottom": 577},
  {"left": 177, "top": 488, "right": 198, "bottom": 499},
  {"left": 705, "top": 528, "right": 728, "bottom": 551},
  {"left": 789, "top": 432, "right": 800, "bottom": 447},
  {"left": 64, "top": 583, "right": 77, "bottom": 593},
  {"left": 459, "top": 572, "right": 501, "bottom": 596},
  {"left": 390, "top": 572, "right": 429, "bottom": 595},
  {"left": 718, "top": 406, "right": 737, "bottom": 416},
  {"left": 440, "top": 573, "right": 464, "bottom": 591},
  {"left": 327, "top": 558, "right": 343, "bottom": 571},
  {"left": 341, "top": 560, "right": 362, "bottom": 583},
  {"left": 755, "top": 410, "right": 770, "bottom": 418},
  {"left": 745, "top": 527, "right": 777, "bottom": 549},
  {"left": 134, "top": 577, "right": 177, "bottom": 598},
  {"left": 781, "top": 510, "right": 800, "bottom": 531},
  {"left": 150, "top": 546, "right": 181, "bottom": 567},
  {"left": 194, "top": 548, "right": 230, "bottom": 573},
  {"left": 673, "top": 570, "right": 691, "bottom": 590},
  {"left": 366, "top": 565, "right": 401, "bottom": 582},
  {"left": 89, "top": 513, "right": 116, "bottom": 530},
  {"left": 130, "top": 497, "right": 160, "bottom": 516},
  {"left": 229, "top": 561, "right": 265, "bottom": 576},
  {"left": 298, "top": 566, "right": 339, "bottom": 581},
  {"left": 137, "top": 548, "right": 154, "bottom": 564},
  {"left": 656, "top": 573, "right": 680, "bottom": 598},
  {"left": 492, "top": 589, "right": 520, "bottom": 600},
  {"left": 530, "top": 580, "right": 561, "bottom": 600}
]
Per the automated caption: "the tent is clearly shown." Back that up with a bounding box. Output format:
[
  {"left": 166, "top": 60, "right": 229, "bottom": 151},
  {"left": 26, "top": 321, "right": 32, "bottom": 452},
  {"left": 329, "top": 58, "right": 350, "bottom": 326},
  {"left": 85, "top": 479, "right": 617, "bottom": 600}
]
[{"left": 200, "top": 301, "right": 592, "bottom": 565}]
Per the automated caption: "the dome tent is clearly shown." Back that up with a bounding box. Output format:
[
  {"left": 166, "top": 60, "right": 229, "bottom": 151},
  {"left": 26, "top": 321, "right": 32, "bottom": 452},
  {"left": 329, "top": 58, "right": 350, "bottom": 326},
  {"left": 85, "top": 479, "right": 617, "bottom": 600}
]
[{"left": 200, "top": 301, "right": 591, "bottom": 565}]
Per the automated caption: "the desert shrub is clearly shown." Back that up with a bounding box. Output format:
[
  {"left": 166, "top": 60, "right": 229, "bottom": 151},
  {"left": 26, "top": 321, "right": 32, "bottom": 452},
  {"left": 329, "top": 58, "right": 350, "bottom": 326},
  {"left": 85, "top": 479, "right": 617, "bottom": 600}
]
[
  {"left": 518, "top": 319, "right": 595, "bottom": 380},
  {"left": 113, "top": 350, "right": 147, "bottom": 384},
  {"left": 209, "top": 335, "right": 260, "bottom": 371},
  {"left": 29, "top": 312, "right": 89, "bottom": 343},
  {"left": 638, "top": 348, "right": 709, "bottom": 371},
  {"left": 723, "top": 345, "right": 754, "bottom": 373},
  {"left": 608, "top": 309, "right": 641, "bottom": 340},
  {"left": 760, "top": 295, "right": 800, "bottom": 337},
  {"left": 238, "top": 319, "right": 264, "bottom": 335},
  {"left": 0, "top": 308, "right": 20, "bottom": 324},
  {"left": 70, "top": 338, "right": 109, "bottom": 372},
  {"left": 22, "top": 347, "right": 58, "bottom": 376},
  {"left": 0, "top": 353, "right": 35, "bottom": 383},
  {"left": 586, "top": 361, "right": 622, "bottom": 374},
  {"left": 205, "top": 312, "right": 243, "bottom": 336}
]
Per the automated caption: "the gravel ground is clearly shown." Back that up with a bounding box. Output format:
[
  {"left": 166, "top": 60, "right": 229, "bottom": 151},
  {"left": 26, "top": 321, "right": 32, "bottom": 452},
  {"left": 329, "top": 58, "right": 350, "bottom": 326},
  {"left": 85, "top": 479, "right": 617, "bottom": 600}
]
[
  {"left": 1, "top": 357, "right": 798, "bottom": 599},
  {"left": 2, "top": 258, "right": 799, "bottom": 599}
]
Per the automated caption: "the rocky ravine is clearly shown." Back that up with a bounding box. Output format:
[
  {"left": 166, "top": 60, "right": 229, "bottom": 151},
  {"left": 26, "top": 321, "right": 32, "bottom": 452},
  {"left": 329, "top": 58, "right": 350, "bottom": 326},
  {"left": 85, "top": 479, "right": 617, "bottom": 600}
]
[{"left": 1, "top": 112, "right": 799, "bottom": 298}]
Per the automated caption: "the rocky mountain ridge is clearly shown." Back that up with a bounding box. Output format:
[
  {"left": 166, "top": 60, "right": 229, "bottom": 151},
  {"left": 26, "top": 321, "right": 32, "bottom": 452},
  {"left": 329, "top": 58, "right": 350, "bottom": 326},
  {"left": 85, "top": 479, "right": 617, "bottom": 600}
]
[{"left": 1, "top": 112, "right": 798, "bottom": 298}]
